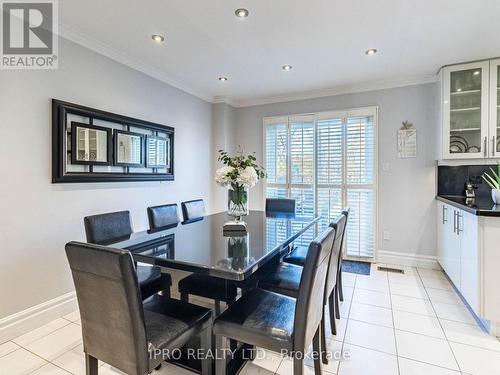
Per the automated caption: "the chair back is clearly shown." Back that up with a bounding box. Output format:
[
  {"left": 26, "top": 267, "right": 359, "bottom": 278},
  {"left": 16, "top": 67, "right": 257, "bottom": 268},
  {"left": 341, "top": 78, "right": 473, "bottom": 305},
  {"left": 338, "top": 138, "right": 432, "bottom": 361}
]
[
  {"left": 324, "top": 213, "right": 347, "bottom": 298},
  {"left": 65, "top": 242, "right": 148, "bottom": 375},
  {"left": 293, "top": 226, "right": 335, "bottom": 351},
  {"left": 337, "top": 208, "right": 350, "bottom": 271},
  {"left": 265, "top": 198, "right": 295, "bottom": 214},
  {"left": 181, "top": 199, "right": 206, "bottom": 222},
  {"left": 84, "top": 211, "right": 132, "bottom": 245},
  {"left": 147, "top": 203, "right": 179, "bottom": 231}
]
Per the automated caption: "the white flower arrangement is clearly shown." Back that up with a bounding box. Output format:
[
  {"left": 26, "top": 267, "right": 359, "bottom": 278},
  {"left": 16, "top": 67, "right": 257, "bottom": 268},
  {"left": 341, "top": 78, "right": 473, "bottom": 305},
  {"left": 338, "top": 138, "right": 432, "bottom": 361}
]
[{"left": 215, "top": 149, "right": 266, "bottom": 189}]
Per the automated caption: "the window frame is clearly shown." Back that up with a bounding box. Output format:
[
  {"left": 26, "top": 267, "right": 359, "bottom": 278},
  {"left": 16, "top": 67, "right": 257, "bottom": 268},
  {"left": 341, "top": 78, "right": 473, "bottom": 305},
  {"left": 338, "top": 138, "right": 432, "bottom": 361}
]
[{"left": 263, "top": 106, "right": 378, "bottom": 261}]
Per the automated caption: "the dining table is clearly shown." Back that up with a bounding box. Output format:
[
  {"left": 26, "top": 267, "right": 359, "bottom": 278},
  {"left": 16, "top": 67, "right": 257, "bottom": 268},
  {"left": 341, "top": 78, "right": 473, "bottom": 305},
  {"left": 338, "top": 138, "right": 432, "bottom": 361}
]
[{"left": 105, "top": 210, "right": 320, "bottom": 374}]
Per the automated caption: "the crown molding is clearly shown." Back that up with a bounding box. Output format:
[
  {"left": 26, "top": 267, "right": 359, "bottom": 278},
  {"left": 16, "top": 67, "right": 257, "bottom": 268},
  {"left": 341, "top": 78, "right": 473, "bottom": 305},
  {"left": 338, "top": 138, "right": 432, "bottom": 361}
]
[
  {"left": 230, "top": 75, "right": 438, "bottom": 108},
  {"left": 212, "top": 96, "right": 237, "bottom": 108},
  {"left": 58, "top": 23, "right": 214, "bottom": 103}
]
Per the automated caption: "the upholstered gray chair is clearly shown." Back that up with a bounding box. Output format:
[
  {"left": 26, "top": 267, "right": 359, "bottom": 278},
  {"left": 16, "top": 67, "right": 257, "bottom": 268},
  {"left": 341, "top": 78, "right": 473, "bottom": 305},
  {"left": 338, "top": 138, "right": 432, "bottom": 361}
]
[
  {"left": 147, "top": 203, "right": 179, "bottom": 232},
  {"left": 213, "top": 226, "right": 336, "bottom": 375},
  {"left": 65, "top": 242, "right": 213, "bottom": 375},
  {"left": 84, "top": 210, "right": 172, "bottom": 299}
]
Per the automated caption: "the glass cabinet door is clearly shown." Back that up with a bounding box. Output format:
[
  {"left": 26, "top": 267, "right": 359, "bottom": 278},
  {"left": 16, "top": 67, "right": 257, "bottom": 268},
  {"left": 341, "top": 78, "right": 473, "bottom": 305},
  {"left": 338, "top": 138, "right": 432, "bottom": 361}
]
[
  {"left": 443, "top": 62, "right": 489, "bottom": 159},
  {"left": 490, "top": 59, "right": 500, "bottom": 157}
]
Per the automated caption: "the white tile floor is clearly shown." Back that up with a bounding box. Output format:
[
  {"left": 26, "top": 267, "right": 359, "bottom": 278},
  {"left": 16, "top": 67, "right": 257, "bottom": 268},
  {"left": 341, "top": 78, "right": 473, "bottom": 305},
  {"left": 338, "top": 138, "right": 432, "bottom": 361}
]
[{"left": 2, "top": 264, "right": 500, "bottom": 375}]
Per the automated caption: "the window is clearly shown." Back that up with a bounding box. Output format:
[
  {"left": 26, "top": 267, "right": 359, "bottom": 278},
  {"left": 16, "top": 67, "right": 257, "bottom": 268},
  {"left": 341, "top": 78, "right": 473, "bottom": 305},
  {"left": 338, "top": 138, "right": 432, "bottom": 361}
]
[{"left": 264, "top": 107, "right": 377, "bottom": 259}]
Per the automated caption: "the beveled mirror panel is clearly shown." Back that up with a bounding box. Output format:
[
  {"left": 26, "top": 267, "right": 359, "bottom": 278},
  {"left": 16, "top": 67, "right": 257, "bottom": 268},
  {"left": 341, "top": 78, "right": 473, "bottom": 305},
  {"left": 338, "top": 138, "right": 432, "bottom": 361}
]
[
  {"left": 146, "top": 135, "right": 169, "bottom": 168},
  {"left": 114, "top": 130, "right": 144, "bottom": 167},
  {"left": 70, "top": 122, "right": 112, "bottom": 165}
]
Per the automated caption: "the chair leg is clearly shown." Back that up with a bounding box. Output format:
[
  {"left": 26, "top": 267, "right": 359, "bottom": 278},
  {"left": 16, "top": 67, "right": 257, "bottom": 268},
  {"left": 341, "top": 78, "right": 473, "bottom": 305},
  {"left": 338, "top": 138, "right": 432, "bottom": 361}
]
[
  {"left": 85, "top": 353, "right": 98, "bottom": 375},
  {"left": 215, "top": 335, "right": 227, "bottom": 375},
  {"left": 200, "top": 326, "right": 213, "bottom": 375},
  {"left": 320, "top": 314, "right": 328, "bottom": 364},
  {"left": 334, "top": 286, "right": 340, "bottom": 319},
  {"left": 215, "top": 300, "right": 221, "bottom": 316},
  {"left": 312, "top": 327, "right": 323, "bottom": 375},
  {"left": 328, "top": 291, "right": 337, "bottom": 335},
  {"left": 293, "top": 357, "right": 303, "bottom": 375},
  {"left": 180, "top": 292, "right": 189, "bottom": 303},
  {"left": 338, "top": 268, "right": 344, "bottom": 302}
]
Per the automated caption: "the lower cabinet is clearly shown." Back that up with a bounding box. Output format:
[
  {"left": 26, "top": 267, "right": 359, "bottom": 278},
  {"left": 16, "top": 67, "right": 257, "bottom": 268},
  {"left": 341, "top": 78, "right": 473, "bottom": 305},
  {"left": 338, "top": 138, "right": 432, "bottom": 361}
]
[{"left": 437, "top": 201, "right": 480, "bottom": 314}]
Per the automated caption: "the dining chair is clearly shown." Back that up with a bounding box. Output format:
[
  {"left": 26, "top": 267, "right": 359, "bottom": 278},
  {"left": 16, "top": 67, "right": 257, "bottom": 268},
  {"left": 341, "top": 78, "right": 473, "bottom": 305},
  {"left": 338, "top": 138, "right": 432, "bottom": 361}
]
[
  {"left": 259, "top": 213, "right": 347, "bottom": 364},
  {"left": 181, "top": 199, "right": 206, "bottom": 223},
  {"left": 178, "top": 198, "right": 237, "bottom": 315},
  {"left": 336, "top": 208, "right": 350, "bottom": 304},
  {"left": 84, "top": 210, "right": 172, "bottom": 299},
  {"left": 265, "top": 198, "right": 296, "bottom": 214},
  {"left": 65, "top": 242, "right": 213, "bottom": 375},
  {"left": 147, "top": 203, "right": 179, "bottom": 232},
  {"left": 213, "top": 226, "right": 336, "bottom": 375}
]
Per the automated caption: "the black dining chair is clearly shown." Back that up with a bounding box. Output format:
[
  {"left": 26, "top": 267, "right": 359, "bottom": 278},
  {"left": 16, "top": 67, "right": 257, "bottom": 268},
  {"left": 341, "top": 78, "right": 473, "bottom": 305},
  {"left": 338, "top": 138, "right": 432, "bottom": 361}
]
[
  {"left": 84, "top": 210, "right": 172, "bottom": 299},
  {"left": 259, "top": 213, "right": 347, "bottom": 364},
  {"left": 65, "top": 242, "right": 213, "bottom": 375},
  {"left": 265, "top": 198, "right": 296, "bottom": 214},
  {"left": 284, "top": 208, "right": 350, "bottom": 311},
  {"left": 147, "top": 203, "right": 179, "bottom": 232},
  {"left": 178, "top": 199, "right": 238, "bottom": 315},
  {"left": 213, "top": 226, "right": 336, "bottom": 375},
  {"left": 181, "top": 199, "right": 206, "bottom": 223}
]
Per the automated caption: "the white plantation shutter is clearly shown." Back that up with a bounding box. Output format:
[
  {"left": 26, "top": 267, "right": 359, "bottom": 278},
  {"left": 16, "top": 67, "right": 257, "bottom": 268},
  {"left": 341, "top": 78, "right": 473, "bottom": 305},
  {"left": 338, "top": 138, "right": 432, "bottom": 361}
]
[{"left": 264, "top": 108, "right": 377, "bottom": 259}]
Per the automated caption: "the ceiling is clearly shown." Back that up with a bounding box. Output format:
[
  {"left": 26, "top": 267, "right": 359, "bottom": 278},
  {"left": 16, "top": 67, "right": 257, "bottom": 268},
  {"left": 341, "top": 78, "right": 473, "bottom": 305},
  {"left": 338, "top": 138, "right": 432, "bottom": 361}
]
[{"left": 59, "top": 0, "right": 500, "bottom": 107}]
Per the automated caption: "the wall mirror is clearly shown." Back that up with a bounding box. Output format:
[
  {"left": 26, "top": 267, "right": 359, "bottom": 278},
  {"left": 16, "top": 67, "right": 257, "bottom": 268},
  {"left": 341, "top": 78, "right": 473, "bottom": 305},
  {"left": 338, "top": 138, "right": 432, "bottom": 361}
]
[
  {"left": 146, "top": 135, "right": 170, "bottom": 168},
  {"left": 114, "top": 130, "right": 144, "bottom": 167},
  {"left": 71, "top": 122, "right": 112, "bottom": 165},
  {"left": 53, "top": 99, "right": 174, "bottom": 183}
]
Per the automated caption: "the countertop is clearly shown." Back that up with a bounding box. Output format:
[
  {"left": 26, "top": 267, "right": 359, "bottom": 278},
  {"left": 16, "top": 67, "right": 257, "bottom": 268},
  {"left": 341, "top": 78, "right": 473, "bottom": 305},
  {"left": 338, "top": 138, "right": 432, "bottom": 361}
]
[{"left": 437, "top": 195, "right": 500, "bottom": 217}]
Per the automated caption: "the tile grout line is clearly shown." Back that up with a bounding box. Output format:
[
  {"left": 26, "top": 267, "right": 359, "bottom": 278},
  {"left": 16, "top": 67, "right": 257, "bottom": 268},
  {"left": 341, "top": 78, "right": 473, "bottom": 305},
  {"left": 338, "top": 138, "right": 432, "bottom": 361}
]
[
  {"left": 386, "top": 270, "right": 401, "bottom": 375},
  {"left": 336, "top": 272, "right": 358, "bottom": 374},
  {"left": 416, "top": 268, "right": 464, "bottom": 374}
]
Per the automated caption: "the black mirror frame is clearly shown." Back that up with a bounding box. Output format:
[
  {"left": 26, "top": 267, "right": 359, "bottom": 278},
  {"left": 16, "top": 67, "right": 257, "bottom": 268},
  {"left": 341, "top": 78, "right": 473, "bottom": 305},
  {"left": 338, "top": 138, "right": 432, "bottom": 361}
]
[{"left": 70, "top": 122, "right": 113, "bottom": 166}]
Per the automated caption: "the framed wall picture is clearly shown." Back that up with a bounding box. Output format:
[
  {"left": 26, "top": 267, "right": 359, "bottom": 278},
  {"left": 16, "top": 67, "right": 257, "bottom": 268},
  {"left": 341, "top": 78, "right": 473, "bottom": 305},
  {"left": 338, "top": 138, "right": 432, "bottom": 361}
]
[
  {"left": 70, "top": 122, "right": 112, "bottom": 165},
  {"left": 114, "top": 130, "right": 145, "bottom": 167},
  {"left": 146, "top": 135, "right": 170, "bottom": 168}
]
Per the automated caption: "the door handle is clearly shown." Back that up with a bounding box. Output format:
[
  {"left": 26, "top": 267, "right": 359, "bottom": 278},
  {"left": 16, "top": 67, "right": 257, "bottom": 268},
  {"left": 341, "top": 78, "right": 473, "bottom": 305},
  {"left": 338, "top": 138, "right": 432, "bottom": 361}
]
[
  {"left": 442, "top": 205, "right": 447, "bottom": 224},
  {"left": 484, "top": 136, "right": 487, "bottom": 157},
  {"left": 493, "top": 136, "right": 496, "bottom": 157}
]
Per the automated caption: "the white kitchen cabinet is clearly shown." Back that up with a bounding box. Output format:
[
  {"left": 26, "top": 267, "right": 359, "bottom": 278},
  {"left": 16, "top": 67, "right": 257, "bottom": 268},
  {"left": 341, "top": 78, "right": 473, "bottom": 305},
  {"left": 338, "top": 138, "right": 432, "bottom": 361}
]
[
  {"left": 457, "top": 209, "right": 480, "bottom": 313},
  {"left": 437, "top": 202, "right": 460, "bottom": 287},
  {"left": 489, "top": 59, "right": 500, "bottom": 158},
  {"left": 441, "top": 61, "right": 490, "bottom": 160}
]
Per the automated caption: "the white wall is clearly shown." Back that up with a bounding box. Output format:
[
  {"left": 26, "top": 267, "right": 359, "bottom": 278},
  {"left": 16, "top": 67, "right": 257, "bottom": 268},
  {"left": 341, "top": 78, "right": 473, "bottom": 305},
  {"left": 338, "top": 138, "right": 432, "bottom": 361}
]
[
  {"left": 0, "top": 38, "right": 213, "bottom": 319},
  {"left": 234, "top": 83, "right": 438, "bottom": 258}
]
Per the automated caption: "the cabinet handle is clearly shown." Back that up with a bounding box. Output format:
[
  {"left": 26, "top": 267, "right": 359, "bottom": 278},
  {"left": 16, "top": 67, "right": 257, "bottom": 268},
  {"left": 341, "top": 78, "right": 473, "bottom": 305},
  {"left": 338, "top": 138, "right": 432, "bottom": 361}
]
[
  {"left": 457, "top": 212, "right": 463, "bottom": 234},
  {"left": 453, "top": 210, "right": 457, "bottom": 233},
  {"left": 442, "top": 205, "right": 447, "bottom": 224},
  {"left": 493, "top": 136, "right": 496, "bottom": 157},
  {"left": 484, "top": 136, "right": 487, "bottom": 157}
]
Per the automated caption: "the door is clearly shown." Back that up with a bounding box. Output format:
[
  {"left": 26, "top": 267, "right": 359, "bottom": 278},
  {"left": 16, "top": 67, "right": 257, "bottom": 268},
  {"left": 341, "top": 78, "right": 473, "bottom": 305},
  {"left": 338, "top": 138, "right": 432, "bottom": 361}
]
[
  {"left": 458, "top": 210, "right": 480, "bottom": 314},
  {"left": 442, "top": 61, "right": 490, "bottom": 159},
  {"left": 437, "top": 202, "right": 449, "bottom": 270},
  {"left": 490, "top": 59, "right": 500, "bottom": 158}
]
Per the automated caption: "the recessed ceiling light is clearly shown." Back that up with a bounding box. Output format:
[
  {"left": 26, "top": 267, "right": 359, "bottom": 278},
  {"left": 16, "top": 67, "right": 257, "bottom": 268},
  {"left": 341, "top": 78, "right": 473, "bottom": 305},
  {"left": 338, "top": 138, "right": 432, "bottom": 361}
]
[
  {"left": 235, "top": 8, "right": 249, "bottom": 18},
  {"left": 365, "top": 48, "right": 378, "bottom": 56},
  {"left": 218, "top": 76, "right": 228, "bottom": 81},
  {"left": 282, "top": 64, "right": 293, "bottom": 71},
  {"left": 151, "top": 34, "right": 165, "bottom": 43},
  {"left": 473, "top": 70, "right": 480, "bottom": 76}
]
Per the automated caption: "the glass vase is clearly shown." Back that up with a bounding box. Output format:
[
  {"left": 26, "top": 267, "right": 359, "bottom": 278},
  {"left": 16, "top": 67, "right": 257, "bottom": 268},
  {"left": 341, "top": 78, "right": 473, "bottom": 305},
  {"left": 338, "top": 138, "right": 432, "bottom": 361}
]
[{"left": 227, "top": 184, "right": 248, "bottom": 219}]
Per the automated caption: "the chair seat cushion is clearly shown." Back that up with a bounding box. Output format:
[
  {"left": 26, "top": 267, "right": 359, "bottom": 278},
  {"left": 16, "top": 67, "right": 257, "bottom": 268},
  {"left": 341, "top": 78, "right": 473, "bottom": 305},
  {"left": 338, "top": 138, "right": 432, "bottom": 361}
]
[
  {"left": 213, "top": 288, "right": 295, "bottom": 353},
  {"left": 137, "top": 265, "right": 172, "bottom": 300},
  {"left": 283, "top": 245, "right": 308, "bottom": 266},
  {"left": 143, "top": 295, "right": 212, "bottom": 353},
  {"left": 259, "top": 262, "right": 302, "bottom": 298},
  {"left": 178, "top": 274, "right": 237, "bottom": 302}
]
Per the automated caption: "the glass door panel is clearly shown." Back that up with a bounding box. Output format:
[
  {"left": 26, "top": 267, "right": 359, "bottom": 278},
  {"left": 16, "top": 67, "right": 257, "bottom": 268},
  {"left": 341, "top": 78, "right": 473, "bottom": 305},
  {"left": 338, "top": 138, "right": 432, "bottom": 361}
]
[
  {"left": 496, "top": 64, "right": 500, "bottom": 154},
  {"left": 449, "top": 69, "right": 483, "bottom": 155}
]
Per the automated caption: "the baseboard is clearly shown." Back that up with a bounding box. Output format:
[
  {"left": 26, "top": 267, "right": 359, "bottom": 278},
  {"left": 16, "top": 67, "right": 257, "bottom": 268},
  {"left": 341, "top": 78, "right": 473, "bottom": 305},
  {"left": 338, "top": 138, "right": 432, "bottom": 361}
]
[
  {"left": 376, "top": 250, "right": 440, "bottom": 270},
  {"left": 0, "top": 292, "right": 77, "bottom": 344}
]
